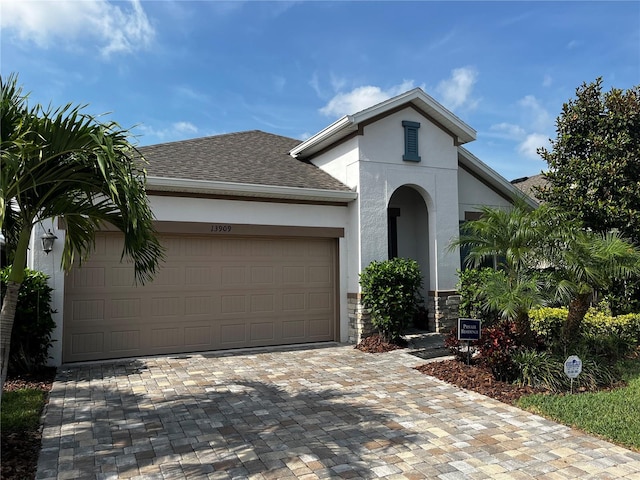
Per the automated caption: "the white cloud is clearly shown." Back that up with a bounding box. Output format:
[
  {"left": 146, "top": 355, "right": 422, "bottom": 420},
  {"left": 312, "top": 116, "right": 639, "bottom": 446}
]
[
  {"left": 319, "top": 80, "right": 417, "bottom": 117},
  {"left": 542, "top": 74, "right": 553, "bottom": 87},
  {"left": 329, "top": 73, "right": 347, "bottom": 93},
  {"left": 0, "top": 0, "right": 155, "bottom": 57},
  {"left": 173, "top": 122, "right": 198, "bottom": 135},
  {"left": 137, "top": 121, "right": 198, "bottom": 143},
  {"left": 174, "top": 85, "right": 211, "bottom": 103},
  {"left": 489, "top": 122, "right": 527, "bottom": 140},
  {"left": 487, "top": 95, "right": 554, "bottom": 163},
  {"left": 518, "top": 95, "right": 553, "bottom": 132},
  {"left": 567, "top": 40, "right": 580, "bottom": 50},
  {"left": 518, "top": 133, "right": 550, "bottom": 159},
  {"left": 435, "top": 67, "right": 478, "bottom": 110},
  {"left": 309, "top": 73, "right": 323, "bottom": 97}
]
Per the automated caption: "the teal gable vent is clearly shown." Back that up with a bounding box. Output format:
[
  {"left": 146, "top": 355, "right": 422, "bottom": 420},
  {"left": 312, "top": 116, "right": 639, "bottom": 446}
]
[{"left": 402, "top": 120, "right": 421, "bottom": 162}]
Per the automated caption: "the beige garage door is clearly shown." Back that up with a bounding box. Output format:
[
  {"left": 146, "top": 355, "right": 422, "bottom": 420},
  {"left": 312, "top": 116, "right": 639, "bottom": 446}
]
[{"left": 63, "top": 233, "right": 337, "bottom": 362}]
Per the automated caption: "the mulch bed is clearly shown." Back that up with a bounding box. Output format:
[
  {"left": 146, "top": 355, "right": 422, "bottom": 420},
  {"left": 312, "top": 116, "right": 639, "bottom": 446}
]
[
  {"left": 354, "top": 334, "right": 408, "bottom": 353},
  {"left": 415, "top": 360, "right": 546, "bottom": 405},
  {"left": 356, "top": 334, "right": 544, "bottom": 405},
  {"left": 2, "top": 368, "right": 57, "bottom": 480}
]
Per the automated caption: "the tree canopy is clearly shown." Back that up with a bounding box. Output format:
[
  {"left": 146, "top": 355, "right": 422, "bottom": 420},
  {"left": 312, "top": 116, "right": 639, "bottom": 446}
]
[{"left": 537, "top": 78, "right": 640, "bottom": 243}]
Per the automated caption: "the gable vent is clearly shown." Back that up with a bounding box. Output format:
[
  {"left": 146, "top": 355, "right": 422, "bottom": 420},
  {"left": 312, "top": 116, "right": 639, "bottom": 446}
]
[{"left": 402, "top": 120, "right": 421, "bottom": 162}]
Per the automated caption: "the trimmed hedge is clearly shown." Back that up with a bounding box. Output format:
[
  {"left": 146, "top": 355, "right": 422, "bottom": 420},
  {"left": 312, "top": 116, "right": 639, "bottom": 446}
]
[
  {"left": 529, "top": 307, "right": 567, "bottom": 345},
  {"left": 530, "top": 306, "right": 640, "bottom": 346}
]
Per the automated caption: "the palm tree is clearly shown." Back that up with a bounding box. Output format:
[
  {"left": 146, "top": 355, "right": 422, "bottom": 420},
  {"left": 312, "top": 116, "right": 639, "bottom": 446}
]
[
  {"left": 545, "top": 228, "right": 640, "bottom": 342},
  {"left": 0, "top": 74, "right": 164, "bottom": 397},
  {"left": 454, "top": 199, "right": 640, "bottom": 347},
  {"left": 454, "top": 198, "right": 545, "bottom": 345}
]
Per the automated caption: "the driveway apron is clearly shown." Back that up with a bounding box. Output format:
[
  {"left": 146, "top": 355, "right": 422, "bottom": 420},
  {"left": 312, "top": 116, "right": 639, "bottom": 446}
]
[{"left": 36, "top": 344, "right": 640, "bottom": 479}]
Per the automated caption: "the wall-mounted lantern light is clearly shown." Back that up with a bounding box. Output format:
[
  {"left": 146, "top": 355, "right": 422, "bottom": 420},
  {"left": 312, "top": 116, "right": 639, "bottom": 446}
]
[{"left": 41, "top": 229, "right": 57, "bottom": 254}]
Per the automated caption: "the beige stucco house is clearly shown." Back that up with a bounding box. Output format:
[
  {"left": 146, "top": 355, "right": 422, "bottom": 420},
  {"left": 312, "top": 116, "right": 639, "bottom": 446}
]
[{"left": 31, "top": 88, "right": 529, "bottom": 365}]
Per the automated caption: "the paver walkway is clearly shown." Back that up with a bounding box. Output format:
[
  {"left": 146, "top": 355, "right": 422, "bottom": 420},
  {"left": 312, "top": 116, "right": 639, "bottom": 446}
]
[{"left": 36, "top": 343, "right": 640, "bottom": 479}]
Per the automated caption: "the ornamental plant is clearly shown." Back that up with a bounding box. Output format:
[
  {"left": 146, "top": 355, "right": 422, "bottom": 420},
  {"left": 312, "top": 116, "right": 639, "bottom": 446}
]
[
  {"left": 0, "top": 267, "right": 55, "bottom": 373},
  {"left": 359, "top": 258, "right": 423, "bottom": 343},
  {"left": 476, "top": 320, "right": 522, "bottom": 382}
]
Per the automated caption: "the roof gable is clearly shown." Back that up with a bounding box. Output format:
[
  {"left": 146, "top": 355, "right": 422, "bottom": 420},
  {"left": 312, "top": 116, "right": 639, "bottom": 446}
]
[{"left": 291, "top": 88, "right": 477, "bottom": 160}]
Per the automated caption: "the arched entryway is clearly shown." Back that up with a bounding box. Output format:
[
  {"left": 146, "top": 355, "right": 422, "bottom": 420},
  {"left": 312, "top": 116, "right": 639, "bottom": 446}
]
[{"left": 387, "top": 185, "right": 430, "bottom": 301}]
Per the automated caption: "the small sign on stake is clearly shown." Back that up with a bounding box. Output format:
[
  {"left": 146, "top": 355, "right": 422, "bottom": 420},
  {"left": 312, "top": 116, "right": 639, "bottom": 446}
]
[
  {"left": 458, "top": 318, "right": 481, "bottom": 341},
  {"left": 564, "top": 355, "right": 583, "bottom": 394},
  {"left": 458, "top": 318, "right": 481, "bottom": 365}
]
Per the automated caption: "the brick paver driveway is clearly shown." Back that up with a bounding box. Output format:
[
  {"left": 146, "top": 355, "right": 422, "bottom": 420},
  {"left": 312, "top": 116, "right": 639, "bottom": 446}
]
[{"left": 37, "top": 344, "right": 640, "bottom": 479}]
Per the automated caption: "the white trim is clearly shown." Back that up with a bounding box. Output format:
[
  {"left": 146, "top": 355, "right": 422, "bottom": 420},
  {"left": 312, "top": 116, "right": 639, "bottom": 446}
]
[
  {"left": 289, "top": 116, "right": 356, "bottom": 158},
  {"left": 147, "top": 176, "right": 358, "bottom": 202}
]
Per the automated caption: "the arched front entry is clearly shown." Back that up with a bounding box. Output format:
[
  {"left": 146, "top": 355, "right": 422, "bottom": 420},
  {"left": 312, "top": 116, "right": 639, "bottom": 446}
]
[{"left": 387, "top": 185, "right": 430, "bottom": 301}]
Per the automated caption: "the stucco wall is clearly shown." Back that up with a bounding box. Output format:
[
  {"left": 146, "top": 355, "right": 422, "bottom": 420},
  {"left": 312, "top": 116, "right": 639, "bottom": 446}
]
[
  {"left": 310, "top": 139, "right": 362, "bottom": 296},
  {"left": 357, "top": 107, "right": 461, "bottom": 292},
  {"left": 458, "top": 167, "right": 514, "bottom": 218},
  {"left": 310, "top": 137, "right": 360, "bottom": 189}
]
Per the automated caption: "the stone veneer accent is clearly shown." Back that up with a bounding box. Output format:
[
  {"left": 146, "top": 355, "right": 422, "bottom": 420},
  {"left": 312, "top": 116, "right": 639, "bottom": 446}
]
[
  {"left": 347, "top": 293, "right": 375, "bottom": 344},
  {"left": 347, "top": 291, "right": 461, "bottom": 343},
  {"left": 427, "top": 292, "right": 460, "bottom": 333}
]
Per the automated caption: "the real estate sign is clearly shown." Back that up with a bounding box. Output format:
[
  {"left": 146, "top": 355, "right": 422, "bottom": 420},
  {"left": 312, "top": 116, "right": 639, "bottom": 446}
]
[{"left": 458, "top": 318, "right": 481, "bottom": 341}]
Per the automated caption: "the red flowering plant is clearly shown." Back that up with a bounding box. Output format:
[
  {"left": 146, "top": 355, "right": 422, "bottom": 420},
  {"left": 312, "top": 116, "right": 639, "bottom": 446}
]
[{"left": 477, "top": 320, "right": 522, "bottom": 381}]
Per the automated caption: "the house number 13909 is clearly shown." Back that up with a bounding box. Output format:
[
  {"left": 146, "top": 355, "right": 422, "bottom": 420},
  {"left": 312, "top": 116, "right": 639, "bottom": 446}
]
[{"left": 211, "top": 225, "right": 232, "bottom": 233}]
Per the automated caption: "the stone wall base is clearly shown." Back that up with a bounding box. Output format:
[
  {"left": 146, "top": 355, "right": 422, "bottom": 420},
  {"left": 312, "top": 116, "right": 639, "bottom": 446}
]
[
  {"left": 347, "top": 291, "right": 461, "bottom": 343},
  {"left": 427, "top": 293, "right": 460, "bottom": 334}
]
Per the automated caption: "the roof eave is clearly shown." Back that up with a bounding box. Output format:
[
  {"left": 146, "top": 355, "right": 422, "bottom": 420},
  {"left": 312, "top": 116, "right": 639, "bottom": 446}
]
[
  {"left": 146, "top": 176, "right": 358, "bottom": 203},
  {"left": 289, "top": 116, "right": 355, "bottom": 158}
]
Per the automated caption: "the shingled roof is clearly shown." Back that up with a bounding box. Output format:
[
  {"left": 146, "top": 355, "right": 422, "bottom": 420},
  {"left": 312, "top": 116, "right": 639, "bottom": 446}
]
[
  {"left": 511, "top": 174, "right": 548, "bottom": 203},
  {"left": 140, "top": 130, "right": 351, "bottom": 192}
]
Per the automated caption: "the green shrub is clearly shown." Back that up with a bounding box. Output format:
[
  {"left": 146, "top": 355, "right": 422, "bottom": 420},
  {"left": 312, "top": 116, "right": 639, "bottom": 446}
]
[
  {"left": 513, "top": 348, "right": 616, "bottom": 392},
  {"left": 529, "top": 306, "right": 640, "bottom": 360},
  {"left": 359, "top": 258, "right": 423, "bottom": 342},
  {"left": 573, "top": 356, "right": 617, "bottom": 391},
  {"left": 600, "top": 275, "right": 640, "bottom": 315},
  {"left": 529, "top": 307, "right": 567, "bottom": 345},
  {"left": 583, "top": 309, "right": 640, "bottom": 345},
  {"left": 456, "top": 268, "right": 501, "bottom": 323},
  {"left": 513, "top": 349, "right": 565, "bottom": 392},
  {"left": 580, "top": 332, "right": 636, "bottom": 363},
  {"left": 0, "top": 267, "right": 56, "bottom": 373}
]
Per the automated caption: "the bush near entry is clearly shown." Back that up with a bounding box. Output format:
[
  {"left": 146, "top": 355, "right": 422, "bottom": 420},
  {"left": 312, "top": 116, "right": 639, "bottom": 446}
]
[{"left": 359, "top": 258, "right": 423, "bottom": 343}]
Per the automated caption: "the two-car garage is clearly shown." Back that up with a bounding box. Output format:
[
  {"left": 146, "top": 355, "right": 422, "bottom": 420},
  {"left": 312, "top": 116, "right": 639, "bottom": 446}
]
[{"left": 63, "top": 226, "right": 339, "bottom": 363}]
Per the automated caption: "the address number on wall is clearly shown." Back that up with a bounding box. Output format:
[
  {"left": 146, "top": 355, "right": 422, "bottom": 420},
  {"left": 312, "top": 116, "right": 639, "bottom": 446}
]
[{"left": 210, "top": 224, "right": 232, "bottom": 233}]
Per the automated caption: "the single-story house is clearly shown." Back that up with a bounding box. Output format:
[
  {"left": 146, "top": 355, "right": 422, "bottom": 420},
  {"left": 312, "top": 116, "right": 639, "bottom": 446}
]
[{"left": 31, "top": 88, "right": 532, "bottom": 365}]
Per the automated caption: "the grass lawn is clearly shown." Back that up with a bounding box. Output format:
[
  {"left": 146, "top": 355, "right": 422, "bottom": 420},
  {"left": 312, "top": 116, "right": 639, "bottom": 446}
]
[
  {"left": 1, "top": 388, "right": 48, "bottom": 432},
  {"left": 516, "top": 358, "right": 640, "bottom": 451}
]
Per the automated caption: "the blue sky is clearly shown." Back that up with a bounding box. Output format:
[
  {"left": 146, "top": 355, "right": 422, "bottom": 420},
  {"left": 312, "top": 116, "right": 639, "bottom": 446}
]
[{"left": 2, "top": 1, "right": 639, "bottom": 181}]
